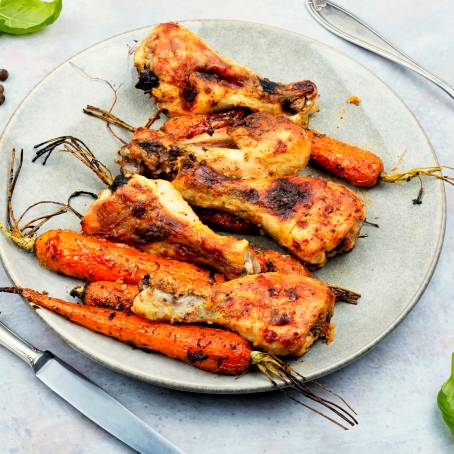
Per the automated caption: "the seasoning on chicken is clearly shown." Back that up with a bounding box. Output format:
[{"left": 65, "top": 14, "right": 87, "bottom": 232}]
[
  {"left": 133, "top": 272, "right": 335, "bottom": 356},
  {"left": 134, "top": 22, "right": 318, "bottom": 125},
  {"left": 119, "top": 111, "right": 311, "bottom": 179},
  {"left": 81, "top": 174, "right": 259, "bottom": 279},
  {"left": 172, "top": 157, "right": 365, "bottom": 267}
]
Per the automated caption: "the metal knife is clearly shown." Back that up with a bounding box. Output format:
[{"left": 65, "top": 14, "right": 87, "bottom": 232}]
[
  {"left": 306, "top": 0, "right": 454, "bottom": 101},
  {"left": 0, "top": 319, "right": 184, "bottom": 454}
]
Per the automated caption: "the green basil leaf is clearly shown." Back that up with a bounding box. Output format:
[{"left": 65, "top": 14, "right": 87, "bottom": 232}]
[
  {"left": 438, "top": 353, "right": 454, "bottom": 435},
  {"left": 0, "top": 0, "right": 62, "bottom": 35}
]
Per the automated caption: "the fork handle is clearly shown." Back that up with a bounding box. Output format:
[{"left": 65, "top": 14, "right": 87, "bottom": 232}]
[{"left": 306, "top": 0, "right": 454, "bottom": 101}]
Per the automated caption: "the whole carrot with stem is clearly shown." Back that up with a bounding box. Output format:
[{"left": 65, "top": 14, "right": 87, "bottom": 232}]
[
  {"left": 0, "top": 286, "right": 249, "bottom": 375},
  {"left": 0, "top": 226, "right": 220, "bottom": 295},
  {"left": 0, "top": 286, "right": 358, "bottom": 429}
]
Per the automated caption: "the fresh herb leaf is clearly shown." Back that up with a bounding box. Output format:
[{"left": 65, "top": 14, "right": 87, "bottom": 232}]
[
  {"left": 0, "top": 0, "right": 62, "bottom": 35},
  {"left": 438, "top": 353, "right": 454, "bottom": 434}
]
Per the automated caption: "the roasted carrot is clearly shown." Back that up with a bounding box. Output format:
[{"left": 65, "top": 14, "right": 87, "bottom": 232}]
[
  {"left": 80, "top": 105, "right": 454, "bottom": 191},
  {"left": 1, "top": 286, "right": 250, "bottom": 375},
  {"left": 35, "top": 230, "right": 219, "bottom": 292},
  {"left": 161, "top": 109, "right": 248, "bottom": 139},
  {"left": 71, "top": 281, "right": 138, "bottom": 312},
  {"left": 0, "top": 227, "right": 222, "bottom": 296},
  {"left": 0, "top": 286, "right": 357, "bottom": 428},
  {"left": 306, "top": 130, "right": 384, "bottom": 188}
]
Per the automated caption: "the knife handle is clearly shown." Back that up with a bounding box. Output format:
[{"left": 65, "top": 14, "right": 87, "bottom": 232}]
[{"left": 0, "top": 320, "right": 45, "bottom": 368}]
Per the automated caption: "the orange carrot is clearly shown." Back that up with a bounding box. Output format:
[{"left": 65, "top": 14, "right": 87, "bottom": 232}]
[
  {"left": 306, "top": 130, "right": 384, "bottom": 188},
  {"left": 71, "top": 281, "right": 138, "bottom": 312},
  {"left": 1, "top": 286, "right": 250, "bottom": 375},
  {"left": 26, "top": 229, "right": 222, "bottom": 297}
]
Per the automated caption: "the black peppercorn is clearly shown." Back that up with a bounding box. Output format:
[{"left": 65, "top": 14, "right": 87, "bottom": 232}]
[
  {"left": 0, "top": 69, "right": 8, "bottom": 82},
  {"left": 0, "top": 84, "right": 4, "bottom": 94},
  {"left": 0, "top": 95, "right": 5, "bottom": 106}
]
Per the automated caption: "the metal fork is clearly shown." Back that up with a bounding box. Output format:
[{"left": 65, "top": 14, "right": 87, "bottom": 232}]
[{"left": 306, "top": 0, "right": 454, "bottom": 101}]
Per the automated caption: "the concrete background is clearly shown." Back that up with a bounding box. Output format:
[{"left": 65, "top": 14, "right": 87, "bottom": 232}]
[{"left": 0, "top": 1, "right": 453, "bottom": 452}]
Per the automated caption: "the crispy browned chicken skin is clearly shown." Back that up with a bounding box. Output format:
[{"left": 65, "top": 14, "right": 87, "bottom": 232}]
[
  {"left": 172, "top": 158, "right": 365, "bottom": 267},
  {"left": 134, "top": 22, "right": 318, "bottom": 125},
  {"left": 81, "top": 174, "right": 259, "bottom": 279},
  {"left": 119, "top": 112, "right": 311, "bottom": 179},
  {"left": 133, "top": 272, "right": 335, "bottom": 356}
]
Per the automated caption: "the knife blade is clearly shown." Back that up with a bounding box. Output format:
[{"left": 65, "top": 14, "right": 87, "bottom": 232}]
[
  {"left": 305, "top": 0, "right": 454, "bottom": 101},
  {"left": 0, "top": 320, "right": 184, "bottom": 454}
]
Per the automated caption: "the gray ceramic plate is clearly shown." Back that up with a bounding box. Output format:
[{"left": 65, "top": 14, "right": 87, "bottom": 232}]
[{"left": 0, "top": 20, "right": 445, "bottom": 394}]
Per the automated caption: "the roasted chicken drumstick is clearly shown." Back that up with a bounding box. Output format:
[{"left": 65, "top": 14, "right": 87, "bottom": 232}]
[
  {"left": 120, "top": 111, "right": 311, "bottom": 179},
  {"left": 172, "top": 157, "right": 365, "bottom": 267},
  {"left": 134, "top": 22, "right": 318, "bottom": 125},
  {"left": 162, "top": 111, "right": 385, "bottom": 186},
  {"left": 82, "top": 174, "right": 259, "bottom": 279},
  {"left": 133, "top": 272, "right": 335, "bottom": 356},
  {"left": 84, "top": 104, "right": 387, "bottom": 188}
]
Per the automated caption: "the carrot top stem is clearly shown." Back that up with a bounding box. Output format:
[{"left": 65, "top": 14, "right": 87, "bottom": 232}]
[
  {"left": 83, "top": 105, "right": 137, "bottom": 132},
  {"left": 1, "top": 147, "right": 81, "bottom": 252},
  {"left": 0, "top": 222, "right": 35, "bottom": 252},
  {"left": 143, "top": 108, "right": 162, "bottom": 129},
  {"left": 33, "top": 136, "right": 114, "bottom": 186},
  {"left": 250, "top": 351, "right": 358, "bottom": 430},
  {"left": 381, "top": 166, "right": 454, "bottom": 185}
]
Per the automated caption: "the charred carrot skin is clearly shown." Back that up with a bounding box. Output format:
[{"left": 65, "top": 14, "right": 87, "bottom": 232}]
[
  {"left": 3, "top": 287, "right": 251, "bottom": 375},
  {"left": 307, "top": 130, "right": 384, "bottom": 188},
  {"left": 35, "top": 230, "right": 219, "bottom": 296},
  {"left": 74, "top": 281, "right": 138, "bottom": 312}
]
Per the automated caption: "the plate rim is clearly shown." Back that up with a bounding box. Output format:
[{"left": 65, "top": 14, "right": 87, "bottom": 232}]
[{"left": 0, "top": 19, "right": 446, "bottom": 394}]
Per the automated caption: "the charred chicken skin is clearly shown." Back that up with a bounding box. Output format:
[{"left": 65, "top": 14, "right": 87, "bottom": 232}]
[
  {"left": 193, "top": 207, "right": 259, "bottom": 234},
  {"left": 133, "top": 272, "right": 334, "bottom": 356},
  {"left": 134, "top": 22, "right": 318, "bottom": 125},
  {"left": 172, "top": 157, "right": 365, "bottom": 267},
  {"left": 81, "top": 174, "right": 259, "bottom": 279},
  {"left": 119, "top": 111, "right": 311, "bottom": 179}
]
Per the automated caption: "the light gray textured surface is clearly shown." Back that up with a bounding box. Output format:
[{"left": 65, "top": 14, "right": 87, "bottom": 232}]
[{"left": 0, "top": 0, "right": 453, "bottom": 452}]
